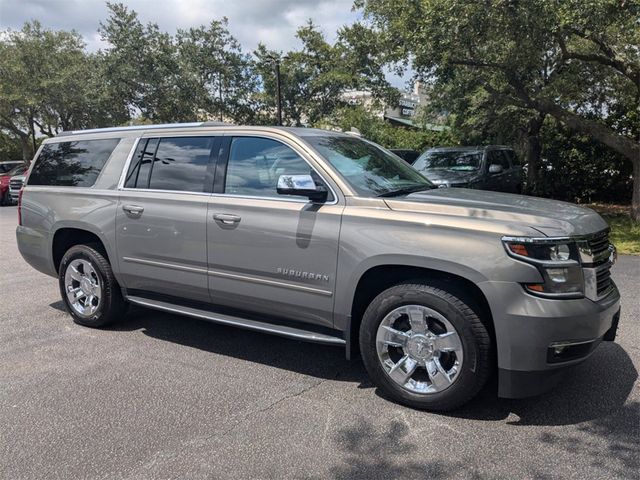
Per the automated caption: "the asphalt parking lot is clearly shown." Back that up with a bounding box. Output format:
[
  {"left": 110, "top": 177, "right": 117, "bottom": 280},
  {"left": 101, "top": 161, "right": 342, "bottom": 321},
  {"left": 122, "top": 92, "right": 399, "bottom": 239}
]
[{"left": 0, "top": 205, "right": 638, "bottom": 479}]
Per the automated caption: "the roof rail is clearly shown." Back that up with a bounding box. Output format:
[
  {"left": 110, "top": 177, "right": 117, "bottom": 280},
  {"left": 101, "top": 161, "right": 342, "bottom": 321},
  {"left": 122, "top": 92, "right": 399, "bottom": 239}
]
[{"left": 56, "top": 121, "right": 231, "bottom": 136}]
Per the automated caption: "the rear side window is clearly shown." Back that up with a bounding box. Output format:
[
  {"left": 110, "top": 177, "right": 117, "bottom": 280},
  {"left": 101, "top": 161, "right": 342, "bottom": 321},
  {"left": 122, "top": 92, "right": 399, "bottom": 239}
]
[
  {"left": 28, "top": 139, "right": 120, "bottom": 187},
  {"left": 124, "top": 137, "right": 215, "bottom": 192}
]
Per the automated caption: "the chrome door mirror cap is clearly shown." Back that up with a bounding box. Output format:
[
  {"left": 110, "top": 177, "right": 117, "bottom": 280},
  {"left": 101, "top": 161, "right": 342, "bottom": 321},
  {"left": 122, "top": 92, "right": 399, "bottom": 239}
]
[
  {"left": 276, "top": 174, "right": 328, "bottom": 202},
  {"left": 489, "top": 164, "right": 503, "bottom": 174}
]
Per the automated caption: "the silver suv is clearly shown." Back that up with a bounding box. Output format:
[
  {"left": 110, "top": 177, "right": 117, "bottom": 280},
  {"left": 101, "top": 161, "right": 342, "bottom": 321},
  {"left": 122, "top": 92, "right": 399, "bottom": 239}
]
[{"left": 16, "top": 123, "right": 620, "bottom": 410}]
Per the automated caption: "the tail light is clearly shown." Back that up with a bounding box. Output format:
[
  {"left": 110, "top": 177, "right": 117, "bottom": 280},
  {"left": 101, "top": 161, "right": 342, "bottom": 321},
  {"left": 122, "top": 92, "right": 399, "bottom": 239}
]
[{"left": 17, "top": 187, "right": 24, "bottom": 226}]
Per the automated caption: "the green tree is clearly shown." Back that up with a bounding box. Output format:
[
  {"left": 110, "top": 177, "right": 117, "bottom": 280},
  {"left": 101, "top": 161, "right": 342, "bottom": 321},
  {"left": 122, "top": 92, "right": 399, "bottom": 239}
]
[
  {"left": 100, "top": 3, "right": 259, "bottom": 124},
  {"left": 255, "top": 21, "right": 397, "bottom": 126},
  {"left": 357, "top": 0, "right": 640, "bottom": 219},
  {"left": 320, "top": 104, "right": 455, "bottom": 151},
  {"left": 99, "top": 3, "right": 195, "bottom": 122},
  {"left": 0, "top": 22, "right": 106, "bottom": 160},
  {"left": 176, "top": 20, "right": 260, "bottom": 123}
]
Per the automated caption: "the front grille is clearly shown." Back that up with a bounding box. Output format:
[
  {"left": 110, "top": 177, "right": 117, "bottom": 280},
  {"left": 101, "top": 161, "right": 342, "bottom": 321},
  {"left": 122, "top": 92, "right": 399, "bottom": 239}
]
[
  {"left": 9, "top": 179, "right": 23, "bottom": 190},
  {"left": 582, "top": 230, "right": 612, "bottom": 268},
  {"left": 587, "top": 231, "right": 611, "bottom": 263},
  {"left": 596, "top": 265, "right": 613, "bottom": 297},
  {"left": 581, "top": 230, "right": 614, "bottom": 300}
]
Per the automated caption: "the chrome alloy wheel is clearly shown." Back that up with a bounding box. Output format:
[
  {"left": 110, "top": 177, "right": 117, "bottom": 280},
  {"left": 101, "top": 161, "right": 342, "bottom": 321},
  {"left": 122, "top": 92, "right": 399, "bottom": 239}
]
[
  {"left": 376, "top": 305, "right": 464, "bottom": 394},
  {"left": 64, "top": 259, "right": 101, "bottom": 317}
]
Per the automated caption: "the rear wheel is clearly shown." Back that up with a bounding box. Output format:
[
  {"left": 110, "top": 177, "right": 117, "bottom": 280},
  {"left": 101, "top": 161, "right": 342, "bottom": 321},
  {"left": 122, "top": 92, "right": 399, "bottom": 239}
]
[
  {"left": 359, "top": 281, "right": 492, "bottom": 411},
  {"left": 58, "top": 244, "right": 127, "bottom": 327}
]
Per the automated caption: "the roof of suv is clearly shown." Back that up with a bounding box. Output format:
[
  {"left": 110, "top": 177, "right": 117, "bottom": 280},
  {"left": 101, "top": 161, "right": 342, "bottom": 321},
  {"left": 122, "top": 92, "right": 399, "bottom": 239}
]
[{"left": 55, "top": 122, "right": 349, "bottom": 139}]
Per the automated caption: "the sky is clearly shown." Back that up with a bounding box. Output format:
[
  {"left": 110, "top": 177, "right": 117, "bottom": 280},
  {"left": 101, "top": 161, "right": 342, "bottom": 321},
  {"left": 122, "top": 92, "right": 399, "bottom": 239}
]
[
  {"left": 0, "top": 0, "right": 358, "bottom": 55},
  {"left": 0, "top": 0, "right": 409, "bottom": 87}
]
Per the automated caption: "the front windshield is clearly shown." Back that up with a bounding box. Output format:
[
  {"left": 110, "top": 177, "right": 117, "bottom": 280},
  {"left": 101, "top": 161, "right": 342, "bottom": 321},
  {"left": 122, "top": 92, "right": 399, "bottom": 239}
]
[
  {"left": 5, "top": 164, "right": 25, "bottom": 176},
  {"left": 304, "top": 135, "right": 434, "bottom": 197},
  {"left": 414, "top": 150, "right": 483, "bottom": 172}
]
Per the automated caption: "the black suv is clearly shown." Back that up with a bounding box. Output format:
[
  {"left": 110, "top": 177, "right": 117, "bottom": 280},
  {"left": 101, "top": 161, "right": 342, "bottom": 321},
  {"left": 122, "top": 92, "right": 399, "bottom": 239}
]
[{"left": 413, "top": 146, "right": 524, "bottom": 193}]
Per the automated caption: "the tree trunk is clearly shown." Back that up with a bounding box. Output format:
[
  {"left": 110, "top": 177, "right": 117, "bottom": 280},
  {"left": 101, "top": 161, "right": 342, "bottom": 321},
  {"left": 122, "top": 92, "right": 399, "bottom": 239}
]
[
  {"left": 19, "top": 135, "right": 32, "bottom": 162},
  {"left": 633, "top": 161, "right": 640, "bottom": 222},
  {"left": 525, "top": 114, "right": 545, "bottom": 195}
]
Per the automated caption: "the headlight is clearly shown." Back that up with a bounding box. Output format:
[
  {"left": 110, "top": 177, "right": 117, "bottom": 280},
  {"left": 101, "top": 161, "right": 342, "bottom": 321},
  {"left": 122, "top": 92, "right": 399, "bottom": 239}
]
[{"left": 502, "top": 237, "right": 584, "bottom": 298}]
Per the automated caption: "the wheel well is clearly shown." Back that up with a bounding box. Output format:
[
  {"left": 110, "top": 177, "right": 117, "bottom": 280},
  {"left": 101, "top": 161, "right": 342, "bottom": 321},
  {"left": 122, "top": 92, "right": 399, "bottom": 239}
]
[
  {"left": 52, "top": 228, "right": 109, "bottom": 273},
  {"left": 349, "top": 265, "right": 495, "bottom": 357}
]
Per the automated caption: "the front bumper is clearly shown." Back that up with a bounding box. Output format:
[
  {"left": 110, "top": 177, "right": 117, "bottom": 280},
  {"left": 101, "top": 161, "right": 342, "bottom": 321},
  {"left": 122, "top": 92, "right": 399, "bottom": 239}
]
[{"left": 478, "top": 280, "right": 621, "bottom": 399}]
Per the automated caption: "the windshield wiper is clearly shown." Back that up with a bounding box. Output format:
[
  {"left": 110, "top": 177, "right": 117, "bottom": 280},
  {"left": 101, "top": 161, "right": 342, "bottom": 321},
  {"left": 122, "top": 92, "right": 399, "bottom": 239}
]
[{"left": 378, "top": 185, "right": 433, "bottom": 198}]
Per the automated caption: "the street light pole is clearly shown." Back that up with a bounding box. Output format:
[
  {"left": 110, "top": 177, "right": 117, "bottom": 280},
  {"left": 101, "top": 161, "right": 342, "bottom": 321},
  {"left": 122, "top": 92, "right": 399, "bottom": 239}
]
[{"left": 274, "top": 60, "right": 283, "bottom": 126}]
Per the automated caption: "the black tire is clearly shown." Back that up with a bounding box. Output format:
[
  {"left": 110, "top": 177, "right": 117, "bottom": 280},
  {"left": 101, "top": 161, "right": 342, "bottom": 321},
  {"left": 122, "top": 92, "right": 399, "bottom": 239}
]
[
  {"left": 1, "top": 189, "right": 11, "bottom": 206},
  {"left": 359, "top": 281, "right": 492, "bottom": 411},
  {"left": 58, "top": 244, "right": 128, "bottom": 328}
]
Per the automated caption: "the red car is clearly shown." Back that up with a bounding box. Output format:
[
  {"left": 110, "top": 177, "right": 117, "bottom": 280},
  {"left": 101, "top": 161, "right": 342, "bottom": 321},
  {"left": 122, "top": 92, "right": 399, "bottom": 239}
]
[{"left": 0, "top": 163, "right": 27, "bottom": 206}]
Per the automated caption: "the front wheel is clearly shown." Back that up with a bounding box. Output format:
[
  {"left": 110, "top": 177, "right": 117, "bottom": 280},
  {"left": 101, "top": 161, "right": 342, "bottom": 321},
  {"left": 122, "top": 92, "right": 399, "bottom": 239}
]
[
  {"left": 58, "top": 244, "right": 127, "bottom": 328},
  {"left": 359, "top": 281, "right": 492, "bottom": 411}
]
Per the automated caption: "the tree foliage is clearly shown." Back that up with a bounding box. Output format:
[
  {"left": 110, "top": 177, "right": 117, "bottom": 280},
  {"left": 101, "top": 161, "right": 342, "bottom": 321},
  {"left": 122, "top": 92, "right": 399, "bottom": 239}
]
[
  {"left": 98, "top": 2, "right": 259, "bottom": 123},
  {"left": 357, "top": 0, "right": 640, "bottom": 218},
  {"left": 0, "top": 1, "right": 636, "bottom": 217},
  {"left": 0, "top": 22, "right": 110, "bottom": 160},
  {"left": 254, "top": 21, "right": 397, "bottom": 126},
  {"left": 319, "top": 105, "right": 455, "bottom": 151}
]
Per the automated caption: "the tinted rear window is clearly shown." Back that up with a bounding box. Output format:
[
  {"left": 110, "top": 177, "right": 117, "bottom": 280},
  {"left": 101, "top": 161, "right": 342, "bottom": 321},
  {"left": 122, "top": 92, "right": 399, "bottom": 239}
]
[
  {"left": 28, "top": 139, "right": 119, "bottom": 187},
  {"left": 125, "top": 137, "right": 215, "bottom": 192}
]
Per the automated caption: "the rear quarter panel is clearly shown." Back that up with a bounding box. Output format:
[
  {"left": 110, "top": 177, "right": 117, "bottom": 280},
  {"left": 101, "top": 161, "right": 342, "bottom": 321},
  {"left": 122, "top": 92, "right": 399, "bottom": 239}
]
[{"left": 17, "top": 135, "right": 136, "bottom": 280}]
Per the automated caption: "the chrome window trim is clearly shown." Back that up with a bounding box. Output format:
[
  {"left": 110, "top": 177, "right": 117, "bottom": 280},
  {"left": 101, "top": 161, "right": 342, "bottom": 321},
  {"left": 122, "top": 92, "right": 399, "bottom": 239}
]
[
  {"left": 210, "top": 192, "right": 335, "bottom": 205},
  {"left": 120, "top": 187, "right": 213, "bottom": 197},
  {"left": 116, "top": 134, "right": 339, "bottom": 204},
  {"left": 117, "top": 137, "right": 142, "bottom": 190}
]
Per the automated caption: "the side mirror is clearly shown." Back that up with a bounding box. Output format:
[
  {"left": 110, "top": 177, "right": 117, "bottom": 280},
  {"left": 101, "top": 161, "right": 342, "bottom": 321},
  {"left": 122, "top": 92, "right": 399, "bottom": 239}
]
[
  {"left": 277, "top": 174, "right": 328, "bottom": 202},
  {"left": 489, "top": 164, "right": 503, "bottom": 174}
]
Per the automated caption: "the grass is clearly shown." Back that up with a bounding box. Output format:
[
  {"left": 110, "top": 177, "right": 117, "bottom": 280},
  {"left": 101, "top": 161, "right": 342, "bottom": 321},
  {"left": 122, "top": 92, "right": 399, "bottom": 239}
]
[{"left": 585, "top": 204, "right": 640, "bottom": 255}]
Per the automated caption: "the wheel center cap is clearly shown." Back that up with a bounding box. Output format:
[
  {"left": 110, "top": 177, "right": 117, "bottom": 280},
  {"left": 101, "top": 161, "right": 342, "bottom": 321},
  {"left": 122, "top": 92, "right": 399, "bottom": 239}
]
[
  {"left": 407, "top": 334, "right": 434, "bottom": 360},
  {"left": 80, "top": 277, "right": 92, "bottom": 294}
]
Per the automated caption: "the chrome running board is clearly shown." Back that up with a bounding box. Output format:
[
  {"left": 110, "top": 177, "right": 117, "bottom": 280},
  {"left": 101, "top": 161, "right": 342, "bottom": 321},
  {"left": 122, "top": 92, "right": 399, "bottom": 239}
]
[{"left": 125, "top": 295, "right": 346, "bottom": 346}]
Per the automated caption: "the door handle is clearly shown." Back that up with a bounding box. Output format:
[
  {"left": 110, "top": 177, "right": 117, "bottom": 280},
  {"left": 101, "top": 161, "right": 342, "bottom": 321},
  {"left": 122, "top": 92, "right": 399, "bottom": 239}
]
[
  {"left": 122, "top": 205, "right": 144, "bottom": 216},
  {"left": 213, "top": 213, "right": 241, "bottom": 225}
]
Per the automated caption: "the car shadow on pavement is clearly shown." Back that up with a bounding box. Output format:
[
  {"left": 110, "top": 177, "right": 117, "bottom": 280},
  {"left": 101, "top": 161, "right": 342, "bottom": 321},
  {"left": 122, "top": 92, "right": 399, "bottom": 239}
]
[
  {"left": 107, "top": 306, "right": 369, "bottom": 383},
  {"left": 445, "top": 342, "right": 637, "bottom": 426},
  {"left": 65, "top": 302, "right": 637, "bottom": 429}
]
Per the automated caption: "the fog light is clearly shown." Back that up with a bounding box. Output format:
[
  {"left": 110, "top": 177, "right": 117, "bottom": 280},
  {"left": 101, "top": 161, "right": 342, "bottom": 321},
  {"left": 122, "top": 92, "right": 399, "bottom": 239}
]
[
  {"left": 553, "top": 346, "right": 566, "bottom": 355},
  {"left": 546, "top": 268, "right": 568, "bottom": 283}
]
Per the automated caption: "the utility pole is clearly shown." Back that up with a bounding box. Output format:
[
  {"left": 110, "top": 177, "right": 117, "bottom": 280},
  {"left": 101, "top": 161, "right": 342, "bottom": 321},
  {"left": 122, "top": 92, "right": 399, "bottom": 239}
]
[
  {"left": 265, "top": 54, "right": 284, "bottom": 126},
  {"left": 274, "top": 59, "right": 283, "bottom": 126}
]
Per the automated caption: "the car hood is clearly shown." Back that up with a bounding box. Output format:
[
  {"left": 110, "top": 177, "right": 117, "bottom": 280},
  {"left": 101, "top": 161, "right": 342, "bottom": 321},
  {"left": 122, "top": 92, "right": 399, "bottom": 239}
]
[
  {"left": 420, "top": 169, "right": 478, "bottom": 184},
  {"left": 384, "top": 188, "right": 608, "bottom": 237}
]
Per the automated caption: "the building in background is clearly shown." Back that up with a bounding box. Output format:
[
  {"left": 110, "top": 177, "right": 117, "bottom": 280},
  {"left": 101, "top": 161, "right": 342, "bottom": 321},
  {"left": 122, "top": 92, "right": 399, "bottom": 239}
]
[{"left": 341, "top": 83, "right": 447, "bottom": 131}]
